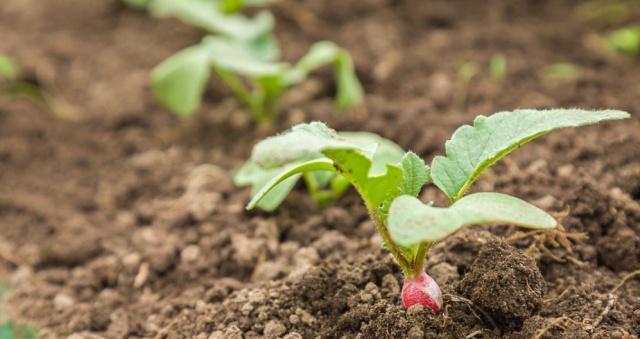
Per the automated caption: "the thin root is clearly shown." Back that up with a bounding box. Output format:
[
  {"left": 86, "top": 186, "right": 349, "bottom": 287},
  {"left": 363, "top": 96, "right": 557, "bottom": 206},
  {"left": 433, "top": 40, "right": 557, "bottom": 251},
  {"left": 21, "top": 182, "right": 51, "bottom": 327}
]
[{"left": 589, "top": 270, "right": 640, "bottom": 331}]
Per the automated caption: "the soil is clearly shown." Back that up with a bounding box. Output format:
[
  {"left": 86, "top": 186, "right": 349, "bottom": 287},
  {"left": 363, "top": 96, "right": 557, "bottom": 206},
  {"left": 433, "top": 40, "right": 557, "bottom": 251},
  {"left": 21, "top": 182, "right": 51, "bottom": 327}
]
[{"left": 1, "top": 0, "right": 640, "bottom": 338}]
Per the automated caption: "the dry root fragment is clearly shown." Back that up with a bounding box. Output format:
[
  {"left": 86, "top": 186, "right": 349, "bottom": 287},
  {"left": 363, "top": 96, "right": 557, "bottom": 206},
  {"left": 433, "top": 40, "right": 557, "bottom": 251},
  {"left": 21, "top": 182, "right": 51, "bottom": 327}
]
[
  {"left": 507, "top": 216, "right": 587, "bottom": 264},
  {"left": 588, "top": 270, "right": 640, "bottom": 331}
]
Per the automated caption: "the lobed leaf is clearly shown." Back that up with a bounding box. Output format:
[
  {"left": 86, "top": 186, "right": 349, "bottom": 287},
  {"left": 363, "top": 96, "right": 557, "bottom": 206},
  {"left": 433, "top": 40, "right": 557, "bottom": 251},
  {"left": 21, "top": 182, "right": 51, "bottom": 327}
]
[
  {"left": 388, "top": 192, "right": 557, "bottom": 246},
  {"left": 431, "top": 109, "right": 630, "bottom": 201},
  {"left": 151, "top": 46, "right": 211, "bottom": 116}
]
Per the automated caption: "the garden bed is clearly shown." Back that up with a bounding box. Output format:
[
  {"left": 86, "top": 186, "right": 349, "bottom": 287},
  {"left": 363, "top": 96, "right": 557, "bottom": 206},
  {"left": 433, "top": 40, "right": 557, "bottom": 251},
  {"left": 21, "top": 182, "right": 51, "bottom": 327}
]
[{"left": 1, "top": 0, "right": 639, "bottom": 337}]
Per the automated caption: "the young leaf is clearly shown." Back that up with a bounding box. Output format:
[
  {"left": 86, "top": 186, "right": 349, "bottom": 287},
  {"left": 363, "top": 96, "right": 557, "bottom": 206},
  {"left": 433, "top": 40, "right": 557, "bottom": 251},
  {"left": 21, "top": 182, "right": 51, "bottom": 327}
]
[
  {"left": 234, "top": 161, "right": 300, "bottom": 211},
  {"left": 322, "top": 147, "right": 403, "bottom": 211},
  {"left": 286, "top": 41, "right": 363, "bottom": 109},
  {"left": 339, "top": 131, "right": 405, "bottom": 176},
  {"left": 251, "top": 122, "right": 349, "bottom": 168},
  {"left": 202, "top": 37, "right": 286, "bottom": 78},
  {"left": 399, "top": 152, "right": 431, "bottom": 197},
  {"left": 388, "top": 192, "right": 557, "bottom": 246},
  {"left": 149, "top": 0, "right": 274, "bottom": 40},
  {"left": 246, "top": 159, "right": 336, "bottom": 209},
  {"left": 151, "top": 46, "right": 210, "bottom": 116},
  {"left": 335, "top": 50, "right": 364, "bottom": 110},
  {"left": 431, "top": 109, "right": 630, "bottom": 201}
]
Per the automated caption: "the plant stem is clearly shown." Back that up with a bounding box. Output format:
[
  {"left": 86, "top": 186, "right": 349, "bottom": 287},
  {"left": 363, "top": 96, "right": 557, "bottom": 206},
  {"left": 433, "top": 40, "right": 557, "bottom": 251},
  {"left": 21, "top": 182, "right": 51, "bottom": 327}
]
[
  {"left": 366, "top": 204, "right": 412, "bottom": 277},
  {"left": 411, "top": 242, "right": 431, "bottom": 278},
  {"left": 213, "top": 66, "right": 271, "bottom": 123}
]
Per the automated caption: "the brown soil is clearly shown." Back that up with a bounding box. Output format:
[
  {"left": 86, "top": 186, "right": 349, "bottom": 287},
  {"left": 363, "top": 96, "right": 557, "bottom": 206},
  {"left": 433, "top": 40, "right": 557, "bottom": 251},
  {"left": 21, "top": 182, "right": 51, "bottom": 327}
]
[{"left": 1, "top": 0, "right": 640, "bottom": 338}]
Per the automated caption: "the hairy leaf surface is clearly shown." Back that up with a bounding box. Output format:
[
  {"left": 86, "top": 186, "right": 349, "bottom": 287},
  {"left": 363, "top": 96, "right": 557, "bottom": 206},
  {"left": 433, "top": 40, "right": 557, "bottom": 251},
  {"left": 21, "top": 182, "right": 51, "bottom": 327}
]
[
  {"left": 431, "top": 109, "right": 629, "bottom": 201},
  {"left": 388, "top": 193, "right": 556, "bottom": 246}
]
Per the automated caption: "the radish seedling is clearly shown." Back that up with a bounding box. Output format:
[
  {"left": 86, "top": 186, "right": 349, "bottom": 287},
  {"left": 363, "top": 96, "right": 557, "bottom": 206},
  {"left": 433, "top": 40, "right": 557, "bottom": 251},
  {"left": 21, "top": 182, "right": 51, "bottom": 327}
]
[
  {"left": 238, "top": 109, "right": 629, "bottom": 312},
  {"left": 153, "top": 37, "right": 362, "bottom": 122}
]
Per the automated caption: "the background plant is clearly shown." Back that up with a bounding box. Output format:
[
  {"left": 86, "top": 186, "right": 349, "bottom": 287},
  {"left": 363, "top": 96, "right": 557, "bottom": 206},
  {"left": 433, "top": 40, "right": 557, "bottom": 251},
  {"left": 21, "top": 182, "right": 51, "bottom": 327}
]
[
  {"left": 128, "top": 0, "right": 363, "bottom": 121},
  {"left": 237, "top": 108, "right": 629, "bottom": 311},
  {"left": 152, "top": 37, "right": 362, "bottom": 122}
]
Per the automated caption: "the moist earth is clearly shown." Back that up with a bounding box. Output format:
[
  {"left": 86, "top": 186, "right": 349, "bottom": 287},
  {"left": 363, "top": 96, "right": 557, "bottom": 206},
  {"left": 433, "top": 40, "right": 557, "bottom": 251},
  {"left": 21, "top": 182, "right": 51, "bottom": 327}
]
[{"left": 1, "top": 0, "right": 640, "bottom": 338}]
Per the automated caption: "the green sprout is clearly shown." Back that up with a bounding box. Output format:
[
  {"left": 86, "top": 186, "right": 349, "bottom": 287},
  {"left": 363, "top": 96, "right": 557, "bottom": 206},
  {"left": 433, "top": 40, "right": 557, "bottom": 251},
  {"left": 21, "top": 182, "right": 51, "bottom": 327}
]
[
  {"left": 152, "top": 37, "right": 362, "bottom": 122},
  {"left": 0, "top": 56, "right": 19, "bottom": 81},
  {"left": 0, "top": 54, "right": 73, "bottom": 120},
  {"left": 544, "top": 62, "right": 581, "bottom": 80},
  {"left": 0, "top": 285, "right": 38, "bottom": 339},
  {"left": 607, "top": 25, "right": 640, "bottom": 56},
  {"left": 489, "top": 54, "right": 508, "bottom": 81},
  {"left": 236, "top": 109, "right": 629, "bottom": 311},
  {"left": 454, "top": 60, "right": 479, "bottom": 108}
]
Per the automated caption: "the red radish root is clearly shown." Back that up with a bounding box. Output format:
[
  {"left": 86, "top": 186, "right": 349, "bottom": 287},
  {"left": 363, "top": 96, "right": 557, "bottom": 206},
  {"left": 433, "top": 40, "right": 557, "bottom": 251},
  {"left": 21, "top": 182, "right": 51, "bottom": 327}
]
[{"left": 401, "top": 271, "right": 443, "bottom": 313}]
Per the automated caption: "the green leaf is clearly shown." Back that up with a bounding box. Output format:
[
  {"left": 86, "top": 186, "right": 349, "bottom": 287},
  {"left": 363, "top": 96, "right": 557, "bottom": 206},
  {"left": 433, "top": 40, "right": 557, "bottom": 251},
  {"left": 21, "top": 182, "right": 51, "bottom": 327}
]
[
  {"left": 219, "top": 0, "right": 245, "bottom": 13},
  {"left": 335, "top": 50, "right": 364, "bottom": 110},
  {"left": 201, "top": 37, "right": 285, "bottom": 78},
  {"left": 431, "top": 109, "right": 630, "bottom": 201},
  {"left": 490, "top": 54, "right": 507, "bottom": 81},
  {"left": 399, "top": 152, "right": 431, "bottom": 197},
  {"left": 322, "top": 147, "right": 403, "bottom": 211},
  {"left": 149, "top": 0, "right": 274, "bottom": 40},
  {"left": 246, "top": 159, "right": 337, "bottom": 210},
  {"left": 0, "top": 55, "right": 19, "bottom": 80},
  {"left": 251, "top": 122, "right": 350, "bottom": 168},
  {"left": 239, "top": 123, "right": 406, "bottom": 211},
  {"left": 151, "top": 46, "right": 210, "bottom": 116},
  {"left": 234, "top": 161, "right": 300, "bottom": 211},
  {"left": 286, "top": 41, "right": 363, "bottom": 109},
  {"left": 607, "top": 25, "right": 640, "bottom": 56},
  {"left": 388, "top": 192, "right": 557, "bottom": 246},
  {"left": 544, "top": 63, "right": 580, "bottom": 80},
  {"left": 339, "top": 132, "right": 405, "bottom": 175}
]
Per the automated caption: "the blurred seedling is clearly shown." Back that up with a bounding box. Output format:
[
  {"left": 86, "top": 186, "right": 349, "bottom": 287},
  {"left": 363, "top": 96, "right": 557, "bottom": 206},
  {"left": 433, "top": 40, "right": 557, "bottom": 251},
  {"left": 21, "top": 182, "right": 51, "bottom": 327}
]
[
  {"left": 544, "top": 62, "right": 581, "bottom": 80},
  {"left": 0, "top": 54, "right": 74, "bottom": 120},
  {"left": 454, "top": 60, "right": 479, "bottom": 108},
  {"left": 237, "top": 109, "right": 628, "bottom": 312},
  {"left": 152, "top": 37, "right": 362, "bottom": 122},
  {"left": 489, "top": 54, "right": 508, "bottom": 81},
  {"left": 0, "top": 284, "right": 38, "bottom": 339}
]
